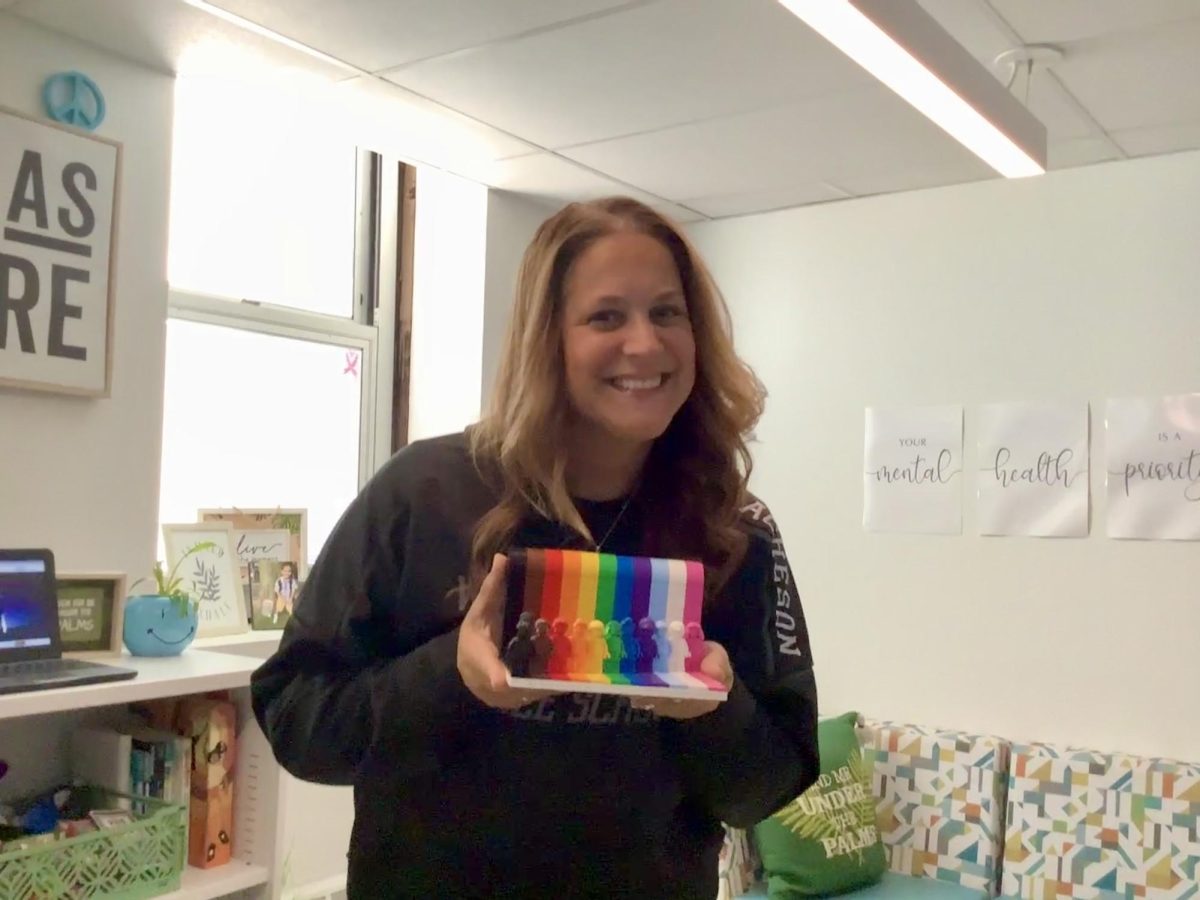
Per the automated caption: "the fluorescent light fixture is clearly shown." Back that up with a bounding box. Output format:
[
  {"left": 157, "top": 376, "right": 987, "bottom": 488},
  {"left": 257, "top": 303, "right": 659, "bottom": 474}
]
[
  {"left": 778, "top": 0, "right": 1046, "bottom": 177},
  {"left": 178, "top": 0, "right": 362, "bottom": 75}
]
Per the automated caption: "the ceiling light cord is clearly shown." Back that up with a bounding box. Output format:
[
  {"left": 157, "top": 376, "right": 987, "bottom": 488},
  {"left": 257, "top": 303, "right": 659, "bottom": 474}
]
[{"left": 996, "top": 45, "right": 1065, "bottom": 106}]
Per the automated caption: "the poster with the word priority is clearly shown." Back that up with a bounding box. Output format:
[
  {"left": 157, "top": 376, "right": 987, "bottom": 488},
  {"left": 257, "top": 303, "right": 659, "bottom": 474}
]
[
  {"left": 0, "top": 106, "right": 120, "bottom": 396},
  {"left": 864, "top": 405, "right": 962, "bottom": 534},
  {"left": 1105, "top": 394, "right": 1200, "bottom": 540},
  {"left": 977, "top": 401, "right": 1090, "bottom": 537}
]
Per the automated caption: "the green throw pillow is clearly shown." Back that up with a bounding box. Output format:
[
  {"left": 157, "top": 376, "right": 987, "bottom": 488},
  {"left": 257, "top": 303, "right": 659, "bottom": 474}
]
[{"left": 753, "top": 711, "right": 886, "bottom": 897}]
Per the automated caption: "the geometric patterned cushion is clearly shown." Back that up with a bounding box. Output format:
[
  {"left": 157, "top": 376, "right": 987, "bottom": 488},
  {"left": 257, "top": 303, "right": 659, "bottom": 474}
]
[
  {"left": 1002, "top": 743, "right": 1200, "bottom": 899},
  {"left": 863, "top": 720, "right": 1011, "bottom": 898}
]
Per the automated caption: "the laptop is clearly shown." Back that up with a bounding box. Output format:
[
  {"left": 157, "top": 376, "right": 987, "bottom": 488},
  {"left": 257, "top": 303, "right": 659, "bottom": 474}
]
[{"left": 0, "top": 549, "right": 137, "bottom": 696}]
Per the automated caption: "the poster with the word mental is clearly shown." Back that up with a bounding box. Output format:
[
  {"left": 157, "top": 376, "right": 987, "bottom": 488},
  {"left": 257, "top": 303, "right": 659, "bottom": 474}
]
[
  {"left": 977, "top": 401, "right": 1089, "bottom": 537},
  {"left": 1105, "top": 394, "right": 1200, "bottom": 540},
  {"left": 864, "top": 405, "right": 963, "bottom": 534},
  {"left": 0, "top": 106, "right": 120, "bottom": 396}
]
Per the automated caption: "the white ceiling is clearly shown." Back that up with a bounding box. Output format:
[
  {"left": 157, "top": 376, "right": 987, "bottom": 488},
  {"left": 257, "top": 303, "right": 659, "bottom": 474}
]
[{"left": 5, "top": 0, "right": 1199, "bottom": 220}]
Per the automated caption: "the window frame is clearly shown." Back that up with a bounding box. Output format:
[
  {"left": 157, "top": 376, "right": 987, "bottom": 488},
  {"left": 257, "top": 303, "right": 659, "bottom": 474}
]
[
  {"left": 164, "top": 149, "right": 403, "bottom": 491},
  {"left": 166, "top": 288, "right": 379, "bottom": 487}
]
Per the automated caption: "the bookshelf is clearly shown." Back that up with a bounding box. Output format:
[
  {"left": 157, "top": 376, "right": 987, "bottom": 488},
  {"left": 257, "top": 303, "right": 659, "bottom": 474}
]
[
  {"left": 191, "top": 632, "right": 284, "bottom": 653},
  {"left": 0, "top": 650, "right": 261, "bottom": 722},
  {"left": 0, "top": 649, "right": 297, "bottom": 900},
  {"left": 169, "top": 862, "right": 271, "bottom": 900}
]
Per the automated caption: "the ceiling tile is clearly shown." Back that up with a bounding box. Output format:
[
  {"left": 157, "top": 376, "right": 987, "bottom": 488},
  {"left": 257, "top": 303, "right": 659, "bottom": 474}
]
[
  {"left": 1049, "top": 18, "right": 1200, "bottom": 133},
  {"left": 7, "top": 0, "right": 348, "bottom": 78},
  {"left": 684, "top": 183, "right": 847, "bottom": 219},
  {"left": 1111, "top": 122, "right": 1200, "bottom": 158},
  {"left": 459, "top": 152, "right": 666, "bottom": 206},
  {"left": 651, "top": 202, "right": 708, "bottom": 225},
  {"left": 1047, "top": 136, "right": 1124, "bottom": 169},
  {"left": 987, "top": 0, "right": 1200, "bottom": 43},
  {"left": 834, "top": 156, "right": 993, "bottom": 198},
  {"left": 919, "top": 0, "right": 1099, "bottom": 142},
  {"left": 341, "top": 76, "right": 534, "bottom": 166},
  {"left": 382, "top": 0, "right": 871, "bottom": 149},
  {"left": 919, "top": 0, "right": 1015, "bottom": 66},
  {"left": 562, "top": 84, "right": 986, "bottom": 202},
  {"left": 208, "top": 0, "right": 635, "bottom": 72}
]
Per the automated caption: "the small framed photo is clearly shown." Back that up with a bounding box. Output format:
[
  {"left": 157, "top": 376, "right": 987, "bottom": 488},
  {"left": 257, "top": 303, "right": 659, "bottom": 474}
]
[
  {"left": 89, "top": 808, "right": 135, "bottom": 830},
  {"left": 225, "top": 528, "right": 292, "bottom": 623},
  {"left": 249, "top": 560, "right": 300, "bottom": 631},
  {"left": 162, "top": 523, "right": 249, "bottom": 638},
  {"left": 198, "top": 508, "right": 308, "bottom": 576},
  {"left": 56, "top": 573, "right": 126, "bottom": 659}
]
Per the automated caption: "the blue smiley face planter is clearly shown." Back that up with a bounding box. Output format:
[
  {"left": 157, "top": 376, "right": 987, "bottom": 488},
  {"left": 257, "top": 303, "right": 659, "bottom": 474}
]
[{"left": 123, "top": 594, "right": 198, "bottom": 657}]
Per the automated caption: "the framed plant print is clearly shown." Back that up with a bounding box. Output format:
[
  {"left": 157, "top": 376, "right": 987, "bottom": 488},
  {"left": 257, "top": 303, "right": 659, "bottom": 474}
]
[{"left": 161, "top": 523, "right": 248, "bottom": 638}]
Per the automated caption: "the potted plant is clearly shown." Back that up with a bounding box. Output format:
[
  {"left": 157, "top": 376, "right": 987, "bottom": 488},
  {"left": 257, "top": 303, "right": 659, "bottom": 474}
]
[{"left": 123, "top": 542, "right": 215, "bottom": 657}]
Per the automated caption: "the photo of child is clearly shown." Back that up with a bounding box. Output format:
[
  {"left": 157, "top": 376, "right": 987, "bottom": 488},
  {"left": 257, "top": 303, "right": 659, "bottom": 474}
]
[{"left": 249, "top": 560, "right": 300, "bottom": 630}]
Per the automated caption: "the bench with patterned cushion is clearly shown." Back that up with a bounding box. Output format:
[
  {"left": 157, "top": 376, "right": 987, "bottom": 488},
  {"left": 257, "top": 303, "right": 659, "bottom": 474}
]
[
  {"left": 732, "top": 720, "right": 1010, "bottom": 898},
  {"left": 1001, "top": 743, "right": 1200, "bottom": 898},
  {"left": 864, "top": 720, "right": 1010, "bottom": 898}
]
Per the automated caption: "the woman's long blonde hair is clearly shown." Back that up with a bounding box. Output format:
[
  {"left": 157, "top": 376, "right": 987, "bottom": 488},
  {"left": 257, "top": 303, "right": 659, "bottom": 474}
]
[{"left": 468, "top": 197, "right": 765, "bottom": 600}]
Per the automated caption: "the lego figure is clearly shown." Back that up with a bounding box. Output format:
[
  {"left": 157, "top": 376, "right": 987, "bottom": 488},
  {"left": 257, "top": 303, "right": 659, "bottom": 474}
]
[
  {"left": 586, "top": 619, "right": 609, "bottom": 677},
  {"left": 504, "top": 613, "right": 536, "bottom": 677},
  {"left": 619, "top": 617, "right": 639, "bottom": 675},
  {"left": 548, "top": 618, "right": 572, "bottom": 676},
  {"left": 531, "top": 618, "right": 552, "bottom": 677},
  {"left": 568, "top": 619, "right": 589, "bottom": 674},
  {"left": 653, "top": 620, "right": 671, "bottom": 672},
  {"left": 683, "top": 622, "right": 707, "bottom": 673},
  {"left": 667, "top": 621, "right": 688, "bottom": 672},
  {"left": 603, "top": 620, "right": 625, "bottom": 675},
  {"left": 635, "top": 617, "right": 658, "bottom": 674}
]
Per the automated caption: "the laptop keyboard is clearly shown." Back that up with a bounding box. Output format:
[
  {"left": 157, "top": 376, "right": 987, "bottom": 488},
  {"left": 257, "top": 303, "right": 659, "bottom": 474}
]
[{"left": 0, "top": 658, "right": 94, "bottom": 677}]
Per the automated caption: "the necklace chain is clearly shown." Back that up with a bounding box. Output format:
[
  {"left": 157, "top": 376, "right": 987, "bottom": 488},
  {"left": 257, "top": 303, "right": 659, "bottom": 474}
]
[{"left": 593, "top": 493, "right": 634, "bottom": 552}]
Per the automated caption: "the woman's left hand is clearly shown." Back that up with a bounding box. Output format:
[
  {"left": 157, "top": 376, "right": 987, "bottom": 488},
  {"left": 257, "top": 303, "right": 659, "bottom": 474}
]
[{"left": 632, "top": 641, "right": 734, "bottom": 720}]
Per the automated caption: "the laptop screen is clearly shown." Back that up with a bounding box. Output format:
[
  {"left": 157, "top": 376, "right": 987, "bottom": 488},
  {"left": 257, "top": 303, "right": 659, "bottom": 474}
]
[{"left": 0, "top": 551, "right": 62, "bottom": 662}]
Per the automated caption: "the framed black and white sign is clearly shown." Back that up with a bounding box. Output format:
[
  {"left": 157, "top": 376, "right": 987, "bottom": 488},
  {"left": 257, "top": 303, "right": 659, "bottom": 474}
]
[{"left": 1, "top": 105, "right": 121, "bottom": 396}]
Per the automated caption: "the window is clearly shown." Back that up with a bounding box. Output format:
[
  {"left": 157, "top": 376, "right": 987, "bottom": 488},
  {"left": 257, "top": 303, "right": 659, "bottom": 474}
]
[
  {"left": 160, "top": 60, "right": 396, "bottom": 565},
  {"left": 159, "top": 318, "right": 366, "bottom": 561},
  {"left": 168, "top": 69, "right": 358, "bottom": 318}
]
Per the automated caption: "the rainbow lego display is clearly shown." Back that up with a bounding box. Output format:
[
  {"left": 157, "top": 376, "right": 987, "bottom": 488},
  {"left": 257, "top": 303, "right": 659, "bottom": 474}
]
[{"left": 503, "top": 549, "right": 728, "bottom": 700}]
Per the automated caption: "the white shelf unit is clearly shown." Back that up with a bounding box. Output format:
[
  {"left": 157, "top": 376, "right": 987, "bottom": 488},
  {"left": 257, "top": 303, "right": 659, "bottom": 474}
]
[
  {"left": 192, "top": 632, "right": 284, "bottom": 653},
  {"left": 167, "top": 862, "right": 271, "bottom": 900},
  {"left": 0, "top": 651, "right": 261, "bottom": 722},
  {"left": 0, "top": 649, "right": 297, "bottom": 900}
]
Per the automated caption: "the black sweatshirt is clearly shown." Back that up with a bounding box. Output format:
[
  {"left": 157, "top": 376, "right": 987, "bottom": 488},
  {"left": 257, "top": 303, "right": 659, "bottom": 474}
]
[{"left": 251, "top": 433, "right": 818, "bottom": 899}]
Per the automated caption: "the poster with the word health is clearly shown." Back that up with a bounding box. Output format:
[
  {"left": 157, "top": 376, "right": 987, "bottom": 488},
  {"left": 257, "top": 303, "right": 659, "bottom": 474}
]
[
  {"left": 977, "top": 401, "right": 1090, "bottom": 537},
  {"left": 1105, "top": 394, "right": 1200, "bottom": 540},
  {"left": 864, "top": 405, "right": 962, "bottom": 535}
]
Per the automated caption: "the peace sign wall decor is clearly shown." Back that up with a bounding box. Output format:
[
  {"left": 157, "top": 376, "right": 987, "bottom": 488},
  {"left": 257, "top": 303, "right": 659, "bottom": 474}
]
[{"left": 0, "top": 105, "right": 121, "bottom": 397}]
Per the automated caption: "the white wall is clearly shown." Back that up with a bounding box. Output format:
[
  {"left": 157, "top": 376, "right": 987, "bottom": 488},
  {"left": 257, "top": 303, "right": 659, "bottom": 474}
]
[
  {"left": 688, "top": 150, "right": 1200, "bottom": 761},
  {"left": 407, "top": 167, "right": 488, "bottom": 442},
  {"left": 480, "top": 190, "right": 555, "bottom": 409},
  {"left": 0, "top": 14, "right": 173, "bottom": 585}
]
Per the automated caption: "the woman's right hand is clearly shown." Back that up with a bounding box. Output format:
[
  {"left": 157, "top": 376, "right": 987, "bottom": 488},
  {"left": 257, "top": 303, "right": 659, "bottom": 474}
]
[{"left": 457, "top": 554, "right": 557, "bottom": 710}]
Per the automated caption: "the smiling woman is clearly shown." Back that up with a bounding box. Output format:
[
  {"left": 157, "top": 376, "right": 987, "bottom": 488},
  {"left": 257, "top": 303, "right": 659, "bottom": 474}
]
[{"left": 251, "top": 196, "right": 819, "bottom": 899}]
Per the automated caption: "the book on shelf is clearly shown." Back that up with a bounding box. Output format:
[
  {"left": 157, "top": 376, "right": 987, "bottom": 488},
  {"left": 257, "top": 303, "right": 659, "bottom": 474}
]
[{"left": 71, "top": 722, "right": 190, "bottom": 805}]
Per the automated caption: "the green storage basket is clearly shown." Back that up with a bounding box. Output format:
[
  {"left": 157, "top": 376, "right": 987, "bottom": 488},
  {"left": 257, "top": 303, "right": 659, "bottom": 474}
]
[{"left": 0, "top": 789, "right": 186, "bottom": 900}]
